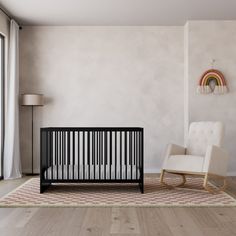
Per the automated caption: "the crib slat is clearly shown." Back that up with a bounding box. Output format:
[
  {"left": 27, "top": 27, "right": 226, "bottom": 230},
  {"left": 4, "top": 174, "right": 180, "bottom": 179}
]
[
  {"left": 96, "top": 131, "right": 99, "bottom": 165},
  {"left": 73, "top": 131, "right": 75, "bottom": 179},
  {"left": 50, "top": 131, "right": 53, "bottom": 180},
  {"left": 56, "top": 131, "right": 58, "bottom": 180},
  {"left": 120, "top": 131, "right": 122, "bottom": 180},
  {"left": 97, "top": 131, "right": 98, "bottom": 180},
  {"left": 115, "top": 131, "right": 117, "bottom": 180},
  {"left": 59, "top": 131, "right": 61, "bottom": 166},
  {"left": 125, "top": 131, "right": 127, "bottom": 180},
  {"left": 88, "top": 131, "right": 90, "bottom": 180},
  {"left": 59, "top": 132, "right": 60, "bottom": 176},
  {"left": 99, "top": 131, "right": 101, "bottom": 179},
  {"left": 141, "top": 130, "right": 144, "bottom": 189},
  {"left": 136, "top": 131, "right": 138, "bottom": 179},
  {"left": 139, "top": 131, "right": 141, "bottom": 178},
  {"left": 130, "top": 131, "right": 133, "bottom": 180},
  {"left": 62, "top": 132, "right": 64, "bottom": 179},
  {"left": 104, "top": 131, "right": 107, "bottom": 180},
  {"left": 45, "top": 131, "right": 48, "bottom": 180},
  {"left": 134, "top": 131, "right": 137, "bottom": 179},
  {"left": 102, "top": 131, "right": 104, "bottom": 179},
  {"left": 83, "top": 131, "right": 85, "bottom": 179},
  {"left": 78, "top": 131, "right": 80, "bottom": 179},
  {"left": 93, "top": 131, "right": 95, "bottom": 180},
  {"left": 67, "top": 131, "right": 69, "bottom": 180},
  {"left": 110, "top": 131, "right": 112, "bottom": 180}
]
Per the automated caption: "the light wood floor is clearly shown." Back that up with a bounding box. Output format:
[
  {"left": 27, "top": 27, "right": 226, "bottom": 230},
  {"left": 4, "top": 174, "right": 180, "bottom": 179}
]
[{"left": 0, "top": 175, "right": 236, "bottom": 236}]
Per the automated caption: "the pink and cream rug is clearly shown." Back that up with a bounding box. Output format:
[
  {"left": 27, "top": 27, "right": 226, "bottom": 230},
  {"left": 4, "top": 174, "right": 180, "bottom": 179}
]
[{"left": 0, "top": 177, "right": 235, "bottom": 207}]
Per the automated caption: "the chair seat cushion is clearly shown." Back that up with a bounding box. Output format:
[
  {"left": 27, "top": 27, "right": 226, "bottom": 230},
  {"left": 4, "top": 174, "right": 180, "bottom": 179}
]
[{"left": 163, "top": 155, "right": 205, "bottom": 173}]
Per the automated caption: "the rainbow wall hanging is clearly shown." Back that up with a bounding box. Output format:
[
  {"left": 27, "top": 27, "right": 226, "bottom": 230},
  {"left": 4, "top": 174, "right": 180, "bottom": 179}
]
[{"left": 197, "top": 69, "right": 228, "bottom": 94}]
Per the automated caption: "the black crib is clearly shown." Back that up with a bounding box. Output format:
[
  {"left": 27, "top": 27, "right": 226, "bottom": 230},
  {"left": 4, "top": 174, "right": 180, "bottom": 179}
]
[{"left": 40, "top": 127, "right": 144, "bottom": 193}]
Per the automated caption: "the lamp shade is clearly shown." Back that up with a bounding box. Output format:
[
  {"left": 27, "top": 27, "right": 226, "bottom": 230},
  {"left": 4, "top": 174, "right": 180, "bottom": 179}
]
[{"left": 21, "top": 94, "right": 44, "bottom": 106}]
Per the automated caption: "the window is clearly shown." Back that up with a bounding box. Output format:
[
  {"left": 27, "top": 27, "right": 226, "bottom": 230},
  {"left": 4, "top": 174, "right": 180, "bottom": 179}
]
[{"left": 0, "top": 34, "right": 5, "bottom": 179}]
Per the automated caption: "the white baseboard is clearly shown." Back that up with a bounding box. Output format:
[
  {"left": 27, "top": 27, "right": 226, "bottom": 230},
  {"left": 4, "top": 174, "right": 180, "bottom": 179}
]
[
  {"left": 227, "top": 172, "right": 236, "bottom": 176},
  {"left": 145, "top": 168, "right": 161, "bottom": 174},
  {"left": 22, "top": 169, "right": 39, "bottom": 174}
]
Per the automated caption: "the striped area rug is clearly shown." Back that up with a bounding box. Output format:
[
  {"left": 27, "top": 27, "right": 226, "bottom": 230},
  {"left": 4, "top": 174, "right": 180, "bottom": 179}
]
[{"left": 0, "top": 177, "right": 235, "bottom": 207}]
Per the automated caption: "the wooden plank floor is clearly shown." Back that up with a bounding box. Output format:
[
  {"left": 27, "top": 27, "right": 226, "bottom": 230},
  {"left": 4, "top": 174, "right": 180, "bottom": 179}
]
[{"left": 0, "top": 175, "right": 236, "bottom": 236}]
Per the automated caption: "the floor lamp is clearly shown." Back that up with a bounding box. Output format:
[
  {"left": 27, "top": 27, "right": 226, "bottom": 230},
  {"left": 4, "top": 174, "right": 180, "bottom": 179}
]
[{"left": 21, "top": 94, "right": 44, "bottom": 175}]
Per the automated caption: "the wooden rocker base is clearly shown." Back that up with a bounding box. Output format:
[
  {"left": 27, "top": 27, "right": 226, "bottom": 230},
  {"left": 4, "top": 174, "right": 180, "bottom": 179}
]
[
  {"left": 160, "top": 170, "right": 227, "bottom": 194},
  {"left": 203, "top": 174, "right": 227, "bottom": 194},
  {"left": 160, "top": 170, "right": 186, "bottom": 189}
]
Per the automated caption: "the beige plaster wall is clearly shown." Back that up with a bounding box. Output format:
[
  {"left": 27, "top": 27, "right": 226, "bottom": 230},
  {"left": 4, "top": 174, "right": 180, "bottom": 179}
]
[
  {"left": 186, "top": 21, "right": 236, "bottom": 174},
  {"left": 19, "top": 26, "right": 184, "bottom": 173}
]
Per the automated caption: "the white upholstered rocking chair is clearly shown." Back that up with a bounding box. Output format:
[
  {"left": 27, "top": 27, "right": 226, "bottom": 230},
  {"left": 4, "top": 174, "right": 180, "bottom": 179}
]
[{"left": 160, "top": 122, "right": 229, "bottom": 193}]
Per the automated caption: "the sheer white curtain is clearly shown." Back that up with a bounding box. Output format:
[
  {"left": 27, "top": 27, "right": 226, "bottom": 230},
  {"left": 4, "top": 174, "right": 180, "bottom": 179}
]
[{"left": 3, "top": 20, "right": 21, "bottom": 179}]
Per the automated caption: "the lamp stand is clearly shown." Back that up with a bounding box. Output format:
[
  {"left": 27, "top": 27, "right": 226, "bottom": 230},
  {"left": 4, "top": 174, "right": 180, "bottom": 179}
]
[
  {"left": 26, "top": 105, "right": 38, "bottom": 176},
  {"left": 31, "top": 105, "right": 34, "bottom": 174}
]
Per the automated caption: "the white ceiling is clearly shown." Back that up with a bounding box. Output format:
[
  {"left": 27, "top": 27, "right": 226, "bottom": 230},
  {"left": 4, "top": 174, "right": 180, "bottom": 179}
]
[{"left": 1, "top": 0, "right": 236, "bottom": 26}]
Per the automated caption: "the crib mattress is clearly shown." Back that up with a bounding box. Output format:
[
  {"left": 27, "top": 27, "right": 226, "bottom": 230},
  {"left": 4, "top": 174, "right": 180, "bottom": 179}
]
[{"left": 44, "top": 165, "right": 140, "bottom": 180}]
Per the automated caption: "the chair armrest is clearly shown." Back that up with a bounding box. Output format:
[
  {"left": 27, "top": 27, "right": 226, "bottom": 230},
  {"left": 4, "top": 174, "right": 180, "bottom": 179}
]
[
  {"left": 166, "top": 144, "right": 186, "bottom": 156},
  {"left": 162, "top": 144, "right": 186, "bottom": 168},
  {"left": 203, "top": 145, "right": 229, "bottom": 176}
]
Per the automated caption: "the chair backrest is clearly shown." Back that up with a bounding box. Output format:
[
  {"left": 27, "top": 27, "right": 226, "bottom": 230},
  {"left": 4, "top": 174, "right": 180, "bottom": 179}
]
[{"left": 186, "top": 122, "right": 224, "bottom": 156}]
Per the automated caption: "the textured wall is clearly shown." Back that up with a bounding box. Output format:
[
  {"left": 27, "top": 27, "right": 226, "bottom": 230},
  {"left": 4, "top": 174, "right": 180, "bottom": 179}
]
[
  {"left": 19, "top": 26, "right": 184, "bottom": 173},
  {"left": 186, "top": 21, "right": 236, "bottom": 174}
]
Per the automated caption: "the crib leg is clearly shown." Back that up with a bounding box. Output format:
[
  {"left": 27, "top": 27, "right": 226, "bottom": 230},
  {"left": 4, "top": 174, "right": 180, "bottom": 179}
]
[
  {"left": 139, "top": 179, "right": 144, "bottom": 193},
  {"left": 40, "top": 182, "right": 51, "bottom": 193}
]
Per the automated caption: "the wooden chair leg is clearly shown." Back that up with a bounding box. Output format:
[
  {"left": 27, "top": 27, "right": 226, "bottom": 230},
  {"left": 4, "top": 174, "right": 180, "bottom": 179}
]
[
  {"left": 219, "top": 178, "right": 227, "bottom": 192},
  {"left": 160, "top": 169, "right": 165, "bottom": 184},
  {"left": 160, "top": 170, "right": 173, "bottom": 189},
  {"left": 203, "top": 174, "right": 212, "bottom": 193},
  {"left": 203, "top": 173, "right": 227, "bottom": 193}
]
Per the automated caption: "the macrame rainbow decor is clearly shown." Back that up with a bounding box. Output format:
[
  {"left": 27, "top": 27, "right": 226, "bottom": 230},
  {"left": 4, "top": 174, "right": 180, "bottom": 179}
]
[{"left": 197, "top": 69, "right": 228, "bottom": 94}]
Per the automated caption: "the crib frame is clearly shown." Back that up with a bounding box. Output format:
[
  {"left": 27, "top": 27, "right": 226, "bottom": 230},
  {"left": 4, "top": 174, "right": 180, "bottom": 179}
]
[{"left": 40, "top": 127, "right": 144, "bottom": 193}]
